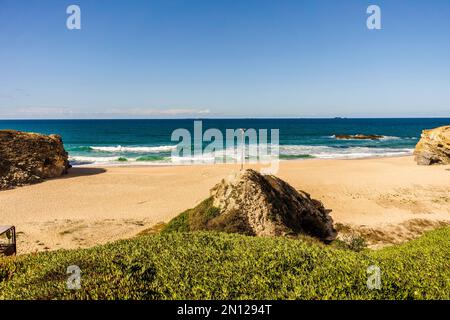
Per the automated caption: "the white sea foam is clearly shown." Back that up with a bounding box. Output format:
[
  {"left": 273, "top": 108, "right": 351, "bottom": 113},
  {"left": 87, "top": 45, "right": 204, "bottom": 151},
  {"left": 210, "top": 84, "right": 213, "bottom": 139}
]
[
  {"left": 69, "top": 156, "right": 124, "bottom": 165},
  {"left": 379, "top": 136, "right": 401, "bottom": 140},
  {"left": 280, "top": 145, "right": 413, "bottom": 159},
  {"left": 89, "top": 145, "right": 176, "bottom": 153},
  {"left": 70, "top": 144, "right": 413, "bottom": 166},
  {"left": 69, "top": 155, "right": 170, "bottom": 165}
]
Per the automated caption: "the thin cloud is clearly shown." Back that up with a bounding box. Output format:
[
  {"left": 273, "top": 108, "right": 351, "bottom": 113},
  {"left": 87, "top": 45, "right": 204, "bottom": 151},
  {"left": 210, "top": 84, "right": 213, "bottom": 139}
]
[
  {"left": 0, "top": 107, "right": 75, "bottom": 118},
  {"left": 106, "top": 108, "right": 211, "bottom": 116},
  {"left": 0, "top": 107, "right": 211, "bottom": 119}
]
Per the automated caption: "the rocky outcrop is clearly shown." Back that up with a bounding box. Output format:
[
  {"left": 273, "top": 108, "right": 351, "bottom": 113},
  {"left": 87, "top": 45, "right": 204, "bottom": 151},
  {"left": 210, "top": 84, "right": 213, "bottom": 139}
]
[
  {"left": 334, "top": 134, "right": 384, "bottom": 140},
  {"left": 0, "top": 130, "right": 70, "bottom": 190},
  {"left": 414, "top": 126, "right": 450, "bottom": 165},
  {"left": 166, "top": 169, "right": 337, "bottom": 242}
]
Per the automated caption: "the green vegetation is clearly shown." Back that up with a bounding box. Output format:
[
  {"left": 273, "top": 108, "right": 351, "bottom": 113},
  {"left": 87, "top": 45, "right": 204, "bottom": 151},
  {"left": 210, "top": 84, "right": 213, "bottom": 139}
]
[
  {"left": 334, "top": 234, "right": 368, "bottom": 252},
  {"left": 0, "top": 227, "right": 448, "bottom": 300},
  {"left": 163, "top": 197, "right": 222, "bottom": 233},
  {"left": 163, "top": 197, "right": 254, "bottom": 235},
  {"left": 279, "top": 154, "right": 315, "bottom": 160}
]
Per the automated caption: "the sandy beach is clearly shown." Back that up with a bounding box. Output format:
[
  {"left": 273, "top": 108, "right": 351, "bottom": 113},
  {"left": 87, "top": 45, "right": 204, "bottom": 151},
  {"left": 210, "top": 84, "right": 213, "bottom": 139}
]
[{"left": 1, "top": 156, "right": 449, "bottom": 254}]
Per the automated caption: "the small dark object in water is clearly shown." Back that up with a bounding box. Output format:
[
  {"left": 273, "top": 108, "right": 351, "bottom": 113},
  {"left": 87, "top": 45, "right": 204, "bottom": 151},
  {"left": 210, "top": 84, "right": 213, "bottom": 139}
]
[{"left": 334, "top": 134, "right": 384, "bottom": 140}]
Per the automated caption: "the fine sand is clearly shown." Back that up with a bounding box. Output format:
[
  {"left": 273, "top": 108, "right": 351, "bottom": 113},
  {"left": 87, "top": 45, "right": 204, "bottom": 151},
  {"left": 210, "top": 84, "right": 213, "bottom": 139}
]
[{"left": 1, "top": 156, "right": 449, "bottom": 254}]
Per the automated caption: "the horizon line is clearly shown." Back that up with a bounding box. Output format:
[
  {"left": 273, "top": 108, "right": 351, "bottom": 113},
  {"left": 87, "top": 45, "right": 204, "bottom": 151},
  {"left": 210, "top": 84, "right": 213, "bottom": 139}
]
[{"left": 1, "top": 116, "right": 450, "bottom": 121}]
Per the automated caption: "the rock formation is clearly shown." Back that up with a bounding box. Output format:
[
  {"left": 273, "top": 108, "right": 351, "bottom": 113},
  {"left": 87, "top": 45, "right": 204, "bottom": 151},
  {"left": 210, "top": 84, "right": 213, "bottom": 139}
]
[
  {"left": 334, "top": 134, "right": 384, "bottom": 140},
  {"left": 165, "top": 169, "right": 337, "bottom": 242},
  {"left": 0, "top": 130, "right": 70, "bottom": 190},
  {"left": 414, "top": 125, "right": 450, "bottom": 165}
]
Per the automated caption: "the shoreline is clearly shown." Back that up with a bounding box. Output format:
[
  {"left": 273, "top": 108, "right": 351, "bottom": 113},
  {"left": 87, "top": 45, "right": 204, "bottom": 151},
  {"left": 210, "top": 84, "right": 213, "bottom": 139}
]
[
  {"left": 1, "top": 155, "right": 449, "bottom": 254},
  {"left": 70, "top": 152, "right": 415, "bottom": 169}
]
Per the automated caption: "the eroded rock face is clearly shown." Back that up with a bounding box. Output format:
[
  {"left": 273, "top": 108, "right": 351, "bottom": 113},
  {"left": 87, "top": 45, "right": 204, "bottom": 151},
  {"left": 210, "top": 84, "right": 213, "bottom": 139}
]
[
  {"left": 209, "top": 169, "right": 337, "bottom": 242},
  {"left": 414, "top": 126, "right": 450, "bottom": 165},
  {"left": 0, "top": 130, "right": 70, "bottom": 190}
]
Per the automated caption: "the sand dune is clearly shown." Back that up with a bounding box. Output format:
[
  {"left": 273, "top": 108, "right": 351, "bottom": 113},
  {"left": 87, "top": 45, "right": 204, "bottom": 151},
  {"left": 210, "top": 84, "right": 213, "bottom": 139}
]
[{"left": 1, "top": 156, "right": 449, "bottom": 254}]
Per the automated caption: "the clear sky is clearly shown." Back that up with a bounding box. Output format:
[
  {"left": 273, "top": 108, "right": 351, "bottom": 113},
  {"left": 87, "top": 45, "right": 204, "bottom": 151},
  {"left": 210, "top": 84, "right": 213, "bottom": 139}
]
[{"left": 0, "top": 0, "right": 449, "bottom": 118}]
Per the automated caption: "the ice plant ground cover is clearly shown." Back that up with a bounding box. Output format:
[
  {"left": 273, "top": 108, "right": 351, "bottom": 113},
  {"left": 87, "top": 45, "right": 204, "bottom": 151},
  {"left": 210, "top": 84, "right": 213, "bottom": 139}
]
[{"left": 0, "top": 227, "right": 448, "bottom": 300}]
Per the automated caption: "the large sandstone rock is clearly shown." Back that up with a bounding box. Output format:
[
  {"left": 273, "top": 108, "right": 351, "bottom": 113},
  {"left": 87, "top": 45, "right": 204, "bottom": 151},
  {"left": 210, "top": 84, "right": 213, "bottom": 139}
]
[
  {"left": 0, "top": 130, "right": 70, "bottom": 190},
  {"left": 167, "top": 169, "right": 337, "bottom": 242},
  {"left": 414, "top": 126, "right": 450, "bottom": 165}
]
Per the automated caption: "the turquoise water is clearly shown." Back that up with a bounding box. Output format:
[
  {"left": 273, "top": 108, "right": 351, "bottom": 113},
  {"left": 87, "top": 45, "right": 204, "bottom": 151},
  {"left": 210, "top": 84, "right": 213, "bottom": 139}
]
[{"left": 1, "top": 118, "right": 449, "bottom": 166}]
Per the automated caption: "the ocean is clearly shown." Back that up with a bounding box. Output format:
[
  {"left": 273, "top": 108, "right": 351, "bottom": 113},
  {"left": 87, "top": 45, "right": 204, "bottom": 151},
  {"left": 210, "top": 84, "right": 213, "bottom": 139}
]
[{"left": 1, "top": 118, "right": 449, "bottom": 166}]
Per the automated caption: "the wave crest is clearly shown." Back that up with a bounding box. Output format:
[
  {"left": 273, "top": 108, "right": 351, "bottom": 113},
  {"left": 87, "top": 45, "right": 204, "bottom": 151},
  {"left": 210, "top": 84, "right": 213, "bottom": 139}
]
[{"left": 82, "top": 145, "right": 177, "bottom": 153}]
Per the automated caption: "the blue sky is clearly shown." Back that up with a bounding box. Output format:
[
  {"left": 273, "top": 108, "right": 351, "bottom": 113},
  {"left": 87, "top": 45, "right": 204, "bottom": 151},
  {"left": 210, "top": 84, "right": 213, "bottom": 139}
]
[{"left": 0, "top": 0, "right": 449, "bottom": 118}]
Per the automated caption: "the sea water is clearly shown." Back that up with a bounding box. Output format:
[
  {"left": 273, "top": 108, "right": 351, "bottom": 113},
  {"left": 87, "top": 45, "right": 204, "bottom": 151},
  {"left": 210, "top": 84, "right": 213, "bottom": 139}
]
[{"left": 1, "top": 118, "right": 448, "bottom": 166}]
